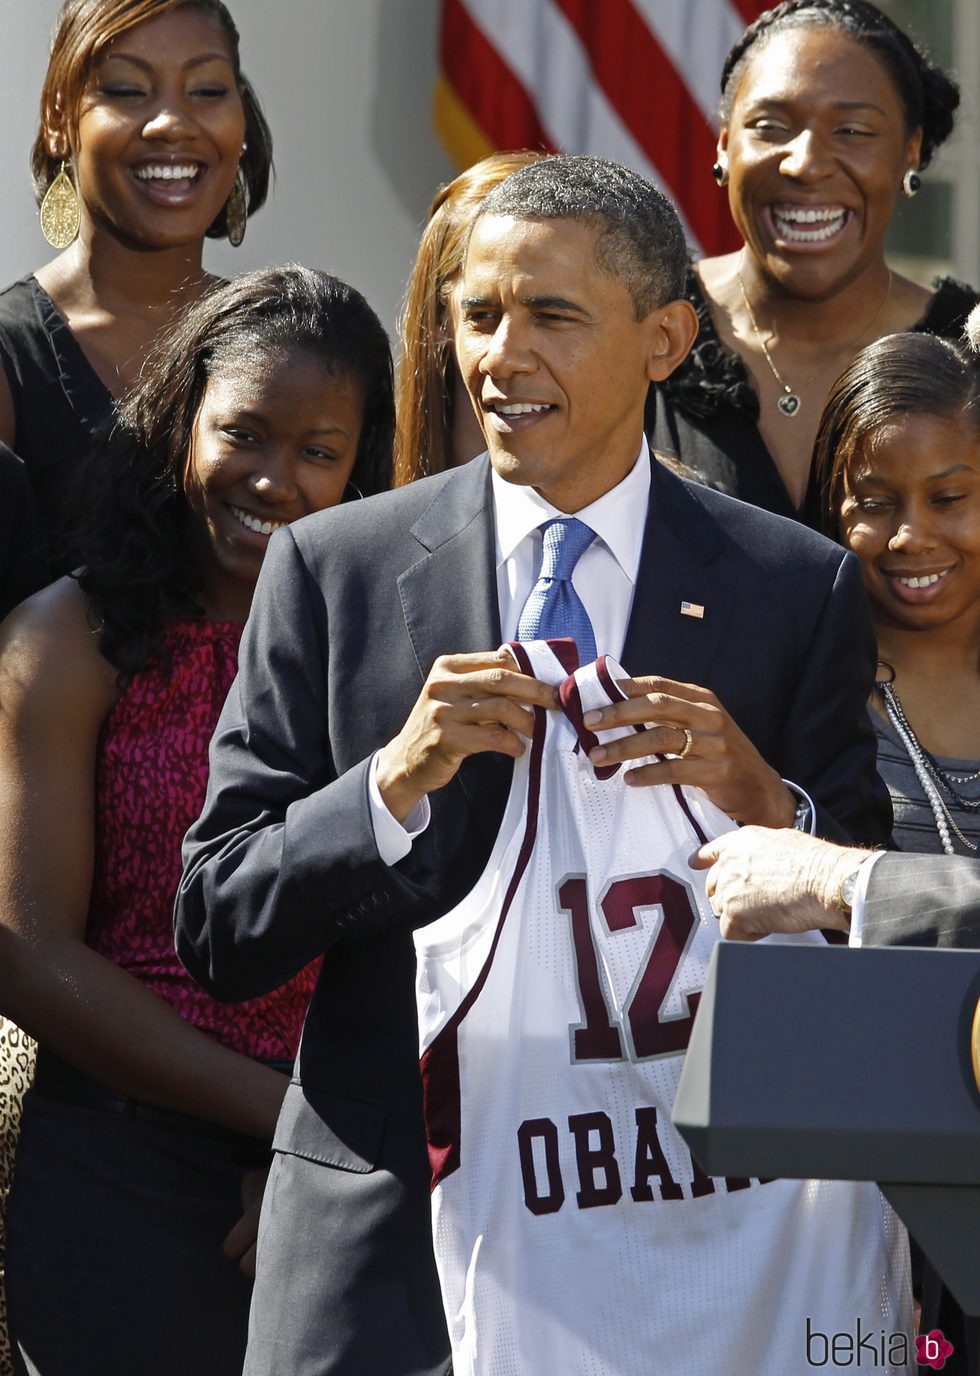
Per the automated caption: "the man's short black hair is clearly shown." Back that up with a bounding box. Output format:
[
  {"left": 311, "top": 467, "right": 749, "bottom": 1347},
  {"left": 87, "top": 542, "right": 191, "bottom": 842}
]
[{"left": 474, "top": 154, "right": 688, "bottom": 320}]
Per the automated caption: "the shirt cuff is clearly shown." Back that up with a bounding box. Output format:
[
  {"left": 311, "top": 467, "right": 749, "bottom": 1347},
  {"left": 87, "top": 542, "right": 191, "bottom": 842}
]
[
  {"left": 846, "top": 852, "right": 885, "bottom": 948},
  {"left": 367, "top": 752, "right": 431, "bottom": 866},
  {"left": 782, "top": 779, "right": 817, "bottom": 835}
]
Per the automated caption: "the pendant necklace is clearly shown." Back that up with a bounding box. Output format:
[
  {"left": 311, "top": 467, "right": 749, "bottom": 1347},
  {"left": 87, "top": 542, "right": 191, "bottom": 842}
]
[{"left": 734, "top": 263, "right": 893, "bottom": 419}]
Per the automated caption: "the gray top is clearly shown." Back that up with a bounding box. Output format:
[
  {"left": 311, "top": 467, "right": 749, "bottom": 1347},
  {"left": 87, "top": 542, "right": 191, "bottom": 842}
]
[{"left": 873, "top": 708, "right": 980, "bottom": 855}]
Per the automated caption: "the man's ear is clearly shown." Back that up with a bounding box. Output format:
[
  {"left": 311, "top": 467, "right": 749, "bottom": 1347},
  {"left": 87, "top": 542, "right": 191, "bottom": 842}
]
[{"left": 645, "top": 299, "right": 699, "bottom": 383}]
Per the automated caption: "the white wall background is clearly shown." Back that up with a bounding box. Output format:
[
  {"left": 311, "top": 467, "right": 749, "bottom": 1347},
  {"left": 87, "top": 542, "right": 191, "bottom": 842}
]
[{"left": 0, "top": 0, "right": 457, "bottom": 342}]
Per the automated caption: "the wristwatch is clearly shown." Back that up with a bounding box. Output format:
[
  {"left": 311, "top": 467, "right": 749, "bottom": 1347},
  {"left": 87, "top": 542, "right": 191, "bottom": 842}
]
[{"left": 835, "top": 864, "right": 862, "bottom": 917}]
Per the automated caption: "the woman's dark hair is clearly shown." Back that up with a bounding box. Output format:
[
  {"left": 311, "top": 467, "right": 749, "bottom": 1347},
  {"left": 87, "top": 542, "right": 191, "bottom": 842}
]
[
  {"left": 33, "top": 0, "right": 273, "bottom": 239},
  {"left": 75, "top": 264, "right": 394, "bottom": 679},
  {"left": 720, "top": 0, "right": 959, "bottom": 169},
  {"left": 813, "top": 332, "right": 980, "bottom": 540}
]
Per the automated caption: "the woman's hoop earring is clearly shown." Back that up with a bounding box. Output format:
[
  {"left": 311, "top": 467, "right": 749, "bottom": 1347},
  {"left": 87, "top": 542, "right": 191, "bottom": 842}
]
[
  {"left": 225, "top": 168, "right": 247, "bottom": 247},
  {"left": 40, "top": 160, "right": 80, "bottom": 249},
  {"left": 344, "top": 480, "right": 364, "bottom": 502},
  {"left": 902, "top": 169, "right": 921, "bottom": 198},
  {"left": 711, "top": 160, "right": 728, "bottom": 188}
]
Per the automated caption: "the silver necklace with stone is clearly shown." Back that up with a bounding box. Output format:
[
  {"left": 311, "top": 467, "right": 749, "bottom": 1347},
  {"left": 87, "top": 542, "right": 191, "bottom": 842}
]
[{"left": 734, "top": 264, "right": 893, "bottom": 419}]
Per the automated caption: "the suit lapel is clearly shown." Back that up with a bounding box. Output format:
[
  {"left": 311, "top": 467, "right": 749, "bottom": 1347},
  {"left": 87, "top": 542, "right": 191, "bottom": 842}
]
[
  {"left": 622, "top": 458, "right": 733, "bottom": 687},
  {"left": 397, "top": 457, "right": 510, "bottom": 839},
  {"left": 398, "top": 456, "right": 500, "bottom": 671}
]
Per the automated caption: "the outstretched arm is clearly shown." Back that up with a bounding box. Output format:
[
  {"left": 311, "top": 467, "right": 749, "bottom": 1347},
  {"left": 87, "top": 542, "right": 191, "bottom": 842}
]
[{"left": 690, "top": 827, "right": 865, "bottom": 940}]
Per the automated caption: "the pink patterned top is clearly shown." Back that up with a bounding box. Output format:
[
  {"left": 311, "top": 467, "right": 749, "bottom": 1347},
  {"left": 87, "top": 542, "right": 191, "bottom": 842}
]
[{"left": 86, "top": 618, "right": 318, "bottom": 1062}]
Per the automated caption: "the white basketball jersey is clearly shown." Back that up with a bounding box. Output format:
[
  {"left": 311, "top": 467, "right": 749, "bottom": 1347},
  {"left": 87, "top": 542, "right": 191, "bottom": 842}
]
[{"left": 414, "top": 641, "right": 911, "bottom": 1376}]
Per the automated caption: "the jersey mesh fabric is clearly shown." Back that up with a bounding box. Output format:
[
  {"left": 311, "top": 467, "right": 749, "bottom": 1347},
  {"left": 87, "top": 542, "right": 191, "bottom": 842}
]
[
  {"left": 86, "top": 618, "right": 317, "bottom": 1061},
  {"left": 415, "top": 641, "right": 912, "bottom": 1376}
]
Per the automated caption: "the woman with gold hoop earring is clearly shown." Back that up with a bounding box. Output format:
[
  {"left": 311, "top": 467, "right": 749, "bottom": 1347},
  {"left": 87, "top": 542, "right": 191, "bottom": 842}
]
[
  {"left": 0, "top": 0, "right": 272, "bottom": 589},
  {"left": 645, "top": 0, "right": 977, "bottom": 526}
]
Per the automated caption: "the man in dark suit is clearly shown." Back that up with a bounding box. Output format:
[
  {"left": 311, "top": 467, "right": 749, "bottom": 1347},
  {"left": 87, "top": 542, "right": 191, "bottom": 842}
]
[{"left": 175, "top": 156, "right": 890, "bottom": 1376}]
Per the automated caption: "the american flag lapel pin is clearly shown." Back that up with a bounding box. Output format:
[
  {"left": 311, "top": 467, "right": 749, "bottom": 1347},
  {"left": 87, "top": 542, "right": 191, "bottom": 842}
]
[{"left": 680, "top": 601, "right": 705, "bottom": 619}]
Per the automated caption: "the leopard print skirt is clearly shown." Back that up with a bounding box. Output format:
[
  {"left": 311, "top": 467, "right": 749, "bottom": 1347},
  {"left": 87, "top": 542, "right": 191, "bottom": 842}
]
[{"left": 0, "top": 1020, "right": 36, "bottom": 1376}]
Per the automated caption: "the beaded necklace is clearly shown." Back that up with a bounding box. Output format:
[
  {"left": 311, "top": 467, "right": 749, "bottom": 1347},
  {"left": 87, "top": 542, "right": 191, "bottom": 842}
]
[{"left": 879, "top": 680, "right": 979, "bottom": 855}]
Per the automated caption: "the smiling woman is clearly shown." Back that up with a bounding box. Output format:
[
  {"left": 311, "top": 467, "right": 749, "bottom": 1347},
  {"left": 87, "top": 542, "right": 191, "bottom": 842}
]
[
  {"left": 0, "top": 265, "right": 393, "bottom": 1376},
  {"left": 814, "top": 330, "right": 980, "bottom": 856},
  {"left": 645, "top": 0, "right": 978, "bottom": 524},
  {"left": 0, "top": 0, "right": 272, "bottom": 588}
]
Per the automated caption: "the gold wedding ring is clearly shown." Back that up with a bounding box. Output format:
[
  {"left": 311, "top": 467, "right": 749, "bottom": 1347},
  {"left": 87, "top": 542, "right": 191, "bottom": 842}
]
[{"left": 678, "top": 727, "right": 694, "bottom": 760}]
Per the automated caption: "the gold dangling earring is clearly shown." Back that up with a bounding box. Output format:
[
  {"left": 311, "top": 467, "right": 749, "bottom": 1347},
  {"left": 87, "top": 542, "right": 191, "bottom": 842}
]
[
  {"left": 39, "top": 160, "right": 80, "bottom": 249},
  {"left": 225, "top": 168, "right": 247, "bottom": 247}
]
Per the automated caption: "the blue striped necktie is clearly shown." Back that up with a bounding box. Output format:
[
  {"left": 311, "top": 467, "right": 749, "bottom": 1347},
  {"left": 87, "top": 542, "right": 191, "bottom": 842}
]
[{"left": 516, "top": 517, "right": 598, "bottom": 664}]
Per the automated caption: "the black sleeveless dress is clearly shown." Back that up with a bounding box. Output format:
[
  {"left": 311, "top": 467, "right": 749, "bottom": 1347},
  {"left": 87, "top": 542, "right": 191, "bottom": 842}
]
[
  {"left": 0, "top": 275, "right": 116, "bottom": 579},
  {"left": 0, "top": 443, "right": 43, "bottom": 620},
  {"left": 646, "top": 269, "right": 980, "bottom": 526}
]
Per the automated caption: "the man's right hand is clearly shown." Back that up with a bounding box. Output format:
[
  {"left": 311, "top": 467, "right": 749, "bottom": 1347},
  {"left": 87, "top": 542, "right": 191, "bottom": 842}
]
[{"left": 375, "top": 650, "right": 558, "bottom": 822}]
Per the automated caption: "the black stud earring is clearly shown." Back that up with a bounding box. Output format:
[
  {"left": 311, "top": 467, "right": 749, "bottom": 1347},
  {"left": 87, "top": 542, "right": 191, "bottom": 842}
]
[
  {"left": 711, "top": 160, "right": 728, "bottom": 188},
  {"left": 902, "top": 169, "right": 921, "bottom": 198}
]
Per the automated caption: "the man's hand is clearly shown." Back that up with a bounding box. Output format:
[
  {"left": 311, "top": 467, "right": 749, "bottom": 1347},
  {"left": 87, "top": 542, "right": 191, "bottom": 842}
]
[
  {"left": 690, "top": 827, "right": 872, "bottom": 940},
  {"left": 375, "top": 650, "right": 558, "bottom": 822},
  {"left": 223, "top": 1165, "right": 269, "bottom": 1278},
  {"left": 582, "top": 676, "right": 795, "bottom": 827}
]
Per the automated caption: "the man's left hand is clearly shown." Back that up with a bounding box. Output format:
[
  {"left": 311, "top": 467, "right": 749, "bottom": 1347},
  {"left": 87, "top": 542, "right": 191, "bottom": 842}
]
[{"left": 583, "top": 676, "right": 795, "bottom": 827}]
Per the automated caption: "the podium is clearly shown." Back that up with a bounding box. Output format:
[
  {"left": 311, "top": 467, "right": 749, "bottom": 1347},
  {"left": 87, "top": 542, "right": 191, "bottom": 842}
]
[{"left": 672, "top": 943, "right": 980, "bottom": 1316}]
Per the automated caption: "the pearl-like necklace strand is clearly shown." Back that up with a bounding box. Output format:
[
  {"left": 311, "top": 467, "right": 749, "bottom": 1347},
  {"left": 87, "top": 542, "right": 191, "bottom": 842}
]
[{"left": 880, "top": 681, "right": 978, "bottom": 856}]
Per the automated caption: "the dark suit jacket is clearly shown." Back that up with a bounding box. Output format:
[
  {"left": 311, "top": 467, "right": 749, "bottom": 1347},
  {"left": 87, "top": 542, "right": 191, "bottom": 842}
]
[
  {"left": 175, "top": 454, "right": 890, "bottom": 1376},
  {"left": 863, "top": 854, "right": 980, "bottom": 950}
]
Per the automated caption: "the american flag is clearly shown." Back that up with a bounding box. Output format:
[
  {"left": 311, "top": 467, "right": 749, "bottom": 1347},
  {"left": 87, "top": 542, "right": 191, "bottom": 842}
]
[{"left": 436, "top": 0, "right": 769, "bottom": 257}]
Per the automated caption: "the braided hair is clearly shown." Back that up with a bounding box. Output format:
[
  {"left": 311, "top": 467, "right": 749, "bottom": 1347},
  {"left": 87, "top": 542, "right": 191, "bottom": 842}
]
[{"left": 720, "top": 0, "right": 959, "bottom": 169}]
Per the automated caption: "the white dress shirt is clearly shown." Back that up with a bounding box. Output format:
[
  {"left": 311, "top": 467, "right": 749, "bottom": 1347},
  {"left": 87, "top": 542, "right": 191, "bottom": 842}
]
[
  {"left": 492, "top": 441, "right": 649, "bottom": 650},
  {"left": 846, "top": 851, "right": 884, "bottom": 946}
]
